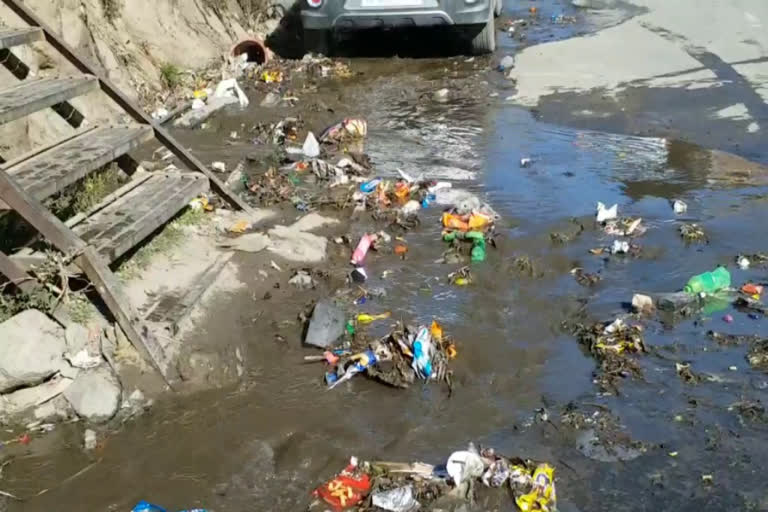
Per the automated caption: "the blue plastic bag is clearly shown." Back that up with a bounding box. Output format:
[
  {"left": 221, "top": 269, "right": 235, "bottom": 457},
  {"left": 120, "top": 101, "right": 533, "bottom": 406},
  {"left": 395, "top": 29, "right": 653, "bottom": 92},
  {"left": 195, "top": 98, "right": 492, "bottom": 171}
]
[{"left": 132, "top": 501, "right": 207, "bottom": 512}]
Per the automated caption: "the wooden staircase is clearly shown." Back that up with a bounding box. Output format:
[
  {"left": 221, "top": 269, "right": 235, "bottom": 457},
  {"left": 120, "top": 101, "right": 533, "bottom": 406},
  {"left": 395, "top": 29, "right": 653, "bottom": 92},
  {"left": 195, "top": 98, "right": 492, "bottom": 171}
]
[{"left": 0, "top": 1, "right": 251, "bottom": 387}]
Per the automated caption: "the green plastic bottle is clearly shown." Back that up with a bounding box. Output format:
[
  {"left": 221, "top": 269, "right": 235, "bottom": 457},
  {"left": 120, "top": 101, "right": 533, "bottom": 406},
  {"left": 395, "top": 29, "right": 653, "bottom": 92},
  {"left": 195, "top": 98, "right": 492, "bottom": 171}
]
[
  {"left": 470, "top": 238, "right": 486, "bottom": 262},
  {"left": 684, "top": 267, "right": 730, "bottom": 295}
]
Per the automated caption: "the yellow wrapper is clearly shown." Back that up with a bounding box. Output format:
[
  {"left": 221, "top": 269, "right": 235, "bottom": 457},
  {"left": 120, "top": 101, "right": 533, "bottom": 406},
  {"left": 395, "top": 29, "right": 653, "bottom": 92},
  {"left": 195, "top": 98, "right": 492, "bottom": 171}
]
[{"left": 515, "top": 464, "right": 556, "bottom": 512}]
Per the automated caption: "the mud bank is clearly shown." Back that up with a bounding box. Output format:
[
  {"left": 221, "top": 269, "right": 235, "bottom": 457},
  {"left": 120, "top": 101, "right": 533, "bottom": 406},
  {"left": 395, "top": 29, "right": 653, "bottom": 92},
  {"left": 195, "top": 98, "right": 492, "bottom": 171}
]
[{"left": 0, "top": 0, "right": 275, "bottom": 156}]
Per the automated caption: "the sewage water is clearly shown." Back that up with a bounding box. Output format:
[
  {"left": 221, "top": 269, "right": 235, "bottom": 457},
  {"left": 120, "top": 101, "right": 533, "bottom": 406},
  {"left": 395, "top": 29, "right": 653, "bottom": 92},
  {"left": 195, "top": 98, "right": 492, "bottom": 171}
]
[{"left": 7, "top": 5, "right": 768, "bottom": 512}]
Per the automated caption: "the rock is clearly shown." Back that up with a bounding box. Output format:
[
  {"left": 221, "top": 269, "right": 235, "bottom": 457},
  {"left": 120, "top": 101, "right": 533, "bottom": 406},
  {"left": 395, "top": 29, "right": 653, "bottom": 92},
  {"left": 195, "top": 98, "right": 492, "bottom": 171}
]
[
  {"left": 267, "top": 225, "right": 328, "bottom": 263},
  {"left": 632, "top": 293, "right": 654, "bottom": 313},
  {"left": 305, "top": 299, "right": 345, "bottom": 348},
  {"left": 0, "top": 376, "right": 73, "bottom": 417},
  {"left": 66, "top": 349, "right": 102, "bottom": 369},
  {"left": 84, "top": 429, "right": 97, "bottom": 450},
  {"left": 260, "top": 91, "right": 281, "bottom": 107},
  {"left": 63, "top": 367, "right": 122, "bottom": 423},
  {"left": 433, "top": 88, "right": 450, "bottom": 102},
  {"left": 65, "top": 323, "right": 90, "bottom": 354},
  {"left": 0, "top": 310, "right": 66, "bottom": 393},
  {"left": 33, "top": 395, "right": 73, "bottom": 421}
]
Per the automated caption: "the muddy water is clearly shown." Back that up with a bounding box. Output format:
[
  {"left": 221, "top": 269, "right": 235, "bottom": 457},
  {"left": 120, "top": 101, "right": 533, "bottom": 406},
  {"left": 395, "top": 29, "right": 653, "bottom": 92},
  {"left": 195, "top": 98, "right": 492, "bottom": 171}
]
[{"left": 9, "top": 5, "right": 768, "bottom": 512}]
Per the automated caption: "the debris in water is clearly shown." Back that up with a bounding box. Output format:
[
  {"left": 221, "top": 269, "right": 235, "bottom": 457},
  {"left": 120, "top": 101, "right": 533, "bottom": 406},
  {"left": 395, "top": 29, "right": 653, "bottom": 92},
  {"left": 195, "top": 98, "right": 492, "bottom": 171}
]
[
  {"left": 308, "top": 446, "right": 557, "bottom": 512},
  {"left": 672, "top": 199, "right": 688, "bottom": 214},
  {"left": 569, "top": 318, "right": 647, "bottom": 394},
  {"left": 679, "top": 223, "right": 707, "bottom": 243},
  {"left": 596, "top": 201, "right": 618, "bottom": 223}
]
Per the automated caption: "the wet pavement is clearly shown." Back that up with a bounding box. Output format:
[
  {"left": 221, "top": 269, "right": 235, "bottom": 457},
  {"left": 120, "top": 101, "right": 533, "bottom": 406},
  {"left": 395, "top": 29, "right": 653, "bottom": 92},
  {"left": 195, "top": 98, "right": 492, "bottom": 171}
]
[{"left": 6, "top": 2, "right": 768, "bottom": 511}]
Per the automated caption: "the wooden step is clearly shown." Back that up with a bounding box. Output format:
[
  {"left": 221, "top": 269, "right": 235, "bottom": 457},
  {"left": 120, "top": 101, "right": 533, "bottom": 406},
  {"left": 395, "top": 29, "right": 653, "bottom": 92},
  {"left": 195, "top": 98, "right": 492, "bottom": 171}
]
[
  {"left": 0, "top": 27, "right": 43, "bottom": 50},
  {"left": 4, "top": 125, "right": 153, "bottom": 201},
  {"left": 0, "top": 76, "right": 98, "bottom": 125},
  {"left": 71, "top": 172, "right": 209, "bottom": 263}
]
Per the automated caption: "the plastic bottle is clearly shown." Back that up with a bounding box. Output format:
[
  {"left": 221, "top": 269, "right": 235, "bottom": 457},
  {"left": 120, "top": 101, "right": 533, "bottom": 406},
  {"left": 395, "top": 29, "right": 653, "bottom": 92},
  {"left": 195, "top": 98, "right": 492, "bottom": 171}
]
[
  {"left": 351, "top": 234, "right": 375, "bottom": 265},
  {"left": 411, "top": 327, "right": 433, "bottom": 379},
  {"left": 684, "top": 267, "right": 731, "bottom": 295},
  {"left": 470, "top": 238, "right": 486, "bottom": 263},
  {"left": 360, "top": 178, "right": 382, "bottom": 194}
]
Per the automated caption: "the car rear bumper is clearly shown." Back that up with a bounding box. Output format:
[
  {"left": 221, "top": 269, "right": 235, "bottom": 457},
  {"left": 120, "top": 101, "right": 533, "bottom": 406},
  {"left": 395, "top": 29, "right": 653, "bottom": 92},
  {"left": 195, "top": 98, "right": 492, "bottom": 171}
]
[{"left": 301, "top": 0, "right": 490, "bottom": 30}]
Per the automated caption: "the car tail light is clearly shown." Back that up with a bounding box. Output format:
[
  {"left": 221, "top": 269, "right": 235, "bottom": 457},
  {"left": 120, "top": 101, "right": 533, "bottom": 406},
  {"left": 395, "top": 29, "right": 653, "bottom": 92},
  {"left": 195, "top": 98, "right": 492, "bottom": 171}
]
[{"left": 307, "top": 0, "right": 323, "bottom": 8}]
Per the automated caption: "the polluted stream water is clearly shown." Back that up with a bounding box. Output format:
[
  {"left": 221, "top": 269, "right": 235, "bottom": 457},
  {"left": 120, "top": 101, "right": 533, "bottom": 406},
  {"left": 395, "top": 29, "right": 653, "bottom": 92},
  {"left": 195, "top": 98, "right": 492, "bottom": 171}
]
[{"left": 6, "top": 6, "right": 768, "bottom": 512}]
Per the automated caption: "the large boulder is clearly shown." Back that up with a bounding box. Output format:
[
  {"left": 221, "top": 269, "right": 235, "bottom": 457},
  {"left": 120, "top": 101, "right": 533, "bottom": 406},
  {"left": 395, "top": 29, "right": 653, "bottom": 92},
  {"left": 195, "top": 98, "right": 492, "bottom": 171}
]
[
  {"left": 0, "top": 310, "right": 66, "bottom": 393},
  {"left": 304, "top": 299, "right": 345, "bottom": 349},
  {"left": 0, "top": 375, "right": 73, "bottom": 417},
  {"left": 63, "top": 367, "right": 122, "bottom": 423}
]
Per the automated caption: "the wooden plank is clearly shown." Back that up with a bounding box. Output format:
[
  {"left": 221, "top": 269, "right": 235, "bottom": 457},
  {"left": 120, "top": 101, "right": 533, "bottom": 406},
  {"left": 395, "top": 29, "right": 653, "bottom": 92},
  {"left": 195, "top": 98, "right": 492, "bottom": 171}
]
[
  {"left": 0, "top": 27, "right": 42, "bottom": 50},
  {"left": 72, "top": 173, "right": 209, "bottom": 263},
  {"left": 0, "top": 169, "right": 85, "bottom": 255},
  {"left": 0, "top": 0, "right": 253, "bottom": 213},
  {"left": 65, "top": 172, "right": 153, "bottom": 228},
  {"left": 5, "top": 125, "right": 153, "bottom": 201},
  {"left": 76, "top": 247, "right": 179, "bottom": 388},
  {"left": 0, "top": 250, "right": 37, "bottom": 292},
  {"left": 0, "top": 76, "right": 98, "bottom": 125},
  {"left": 0, "top": 127, "right": 98, "bottom": 211}
]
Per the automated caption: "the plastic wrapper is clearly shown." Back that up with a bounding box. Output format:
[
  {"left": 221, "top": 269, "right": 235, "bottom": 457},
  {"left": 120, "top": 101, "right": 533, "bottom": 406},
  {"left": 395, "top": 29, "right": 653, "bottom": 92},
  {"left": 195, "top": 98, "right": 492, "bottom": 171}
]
[
  {"left": 371, "top": 485, "right": 421, "bottom": 512},
  {"left": 514, "top": 464, "right": 556, "bottom": 512}
]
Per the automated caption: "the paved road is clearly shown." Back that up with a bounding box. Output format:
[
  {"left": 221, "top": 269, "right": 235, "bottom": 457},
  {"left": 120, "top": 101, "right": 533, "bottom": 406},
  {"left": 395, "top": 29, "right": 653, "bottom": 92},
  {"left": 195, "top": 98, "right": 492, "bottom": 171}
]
[{"left": 507, "top": 0, "right": 768, "bottom": 160}]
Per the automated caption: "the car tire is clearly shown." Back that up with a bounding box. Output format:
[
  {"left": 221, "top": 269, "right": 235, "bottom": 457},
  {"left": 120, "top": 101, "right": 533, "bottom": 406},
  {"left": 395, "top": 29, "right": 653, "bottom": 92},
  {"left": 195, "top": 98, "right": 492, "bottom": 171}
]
[
  {"left": 470, "top": 8, "right": 496, "bottom": 55},
  {"left": 494, "top": 0, "right": 502, "bottom": 17},
  {"left": 304, "top": 29, "right": 331, "bottom": 56}
]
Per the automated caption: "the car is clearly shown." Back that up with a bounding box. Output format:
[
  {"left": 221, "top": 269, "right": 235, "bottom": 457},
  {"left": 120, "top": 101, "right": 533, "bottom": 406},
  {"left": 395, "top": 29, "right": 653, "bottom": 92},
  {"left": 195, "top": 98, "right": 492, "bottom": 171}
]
[{"left": 301, "top": 0, "right": 502, "bottom": 55}]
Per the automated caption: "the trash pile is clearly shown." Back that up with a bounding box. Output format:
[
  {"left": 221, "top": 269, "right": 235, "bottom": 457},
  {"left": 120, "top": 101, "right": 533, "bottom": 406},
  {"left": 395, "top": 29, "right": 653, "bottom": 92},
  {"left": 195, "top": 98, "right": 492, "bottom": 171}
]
[
  {"left": 354, "top": 173, "right": 444, "bottom": 228},
  {"left": 311, "top": 320, "right": 457, "bottom": 391},
  {"left": 570, "top": 317, "right": 647, "bottom": 394},
  {"left": 439, "top": 195, "right": 498, "bottom": 264},
  {"left": 309, "top": 445, "right": 556, "bottom": 512}
]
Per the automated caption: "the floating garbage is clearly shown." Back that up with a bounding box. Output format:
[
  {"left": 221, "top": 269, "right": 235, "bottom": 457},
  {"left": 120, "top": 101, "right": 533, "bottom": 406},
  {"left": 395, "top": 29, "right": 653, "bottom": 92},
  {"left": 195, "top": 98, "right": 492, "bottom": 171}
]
[
  {"left": 569, "top": 317, "right": 647, "bottom": 393},
  {"left": 318, "top": 320, "right": 456, "bottom": 390},
  {"left": 673, "top": 199, "right": 688, "bottom": 214},
  {"left": 319, "top": 118, "right": 368, "bottom": 143},
  {"left": 595, "top": 201, "right": 618, "bottom": 223},
  {"left": 684, "top": 267, "right": 730, "bottom": 295},
  {"left": 679, "top": 223, "right": 707, "bottom": 242},
  {"left": 309, "top": 446, "right": 557, "bottom": 512}
]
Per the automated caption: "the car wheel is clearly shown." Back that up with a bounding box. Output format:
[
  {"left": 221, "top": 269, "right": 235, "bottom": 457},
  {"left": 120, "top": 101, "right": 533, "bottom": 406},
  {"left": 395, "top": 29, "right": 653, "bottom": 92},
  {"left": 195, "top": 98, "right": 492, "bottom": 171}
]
[
  {"left": 304, "top": 29, "right": 331, "bottom": 56},
  {"left": 494, "top": 0, "right": 502, "bottom": 17},
  {"left": 470, "top": 8, "right": 496, "bottom": 55}
]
